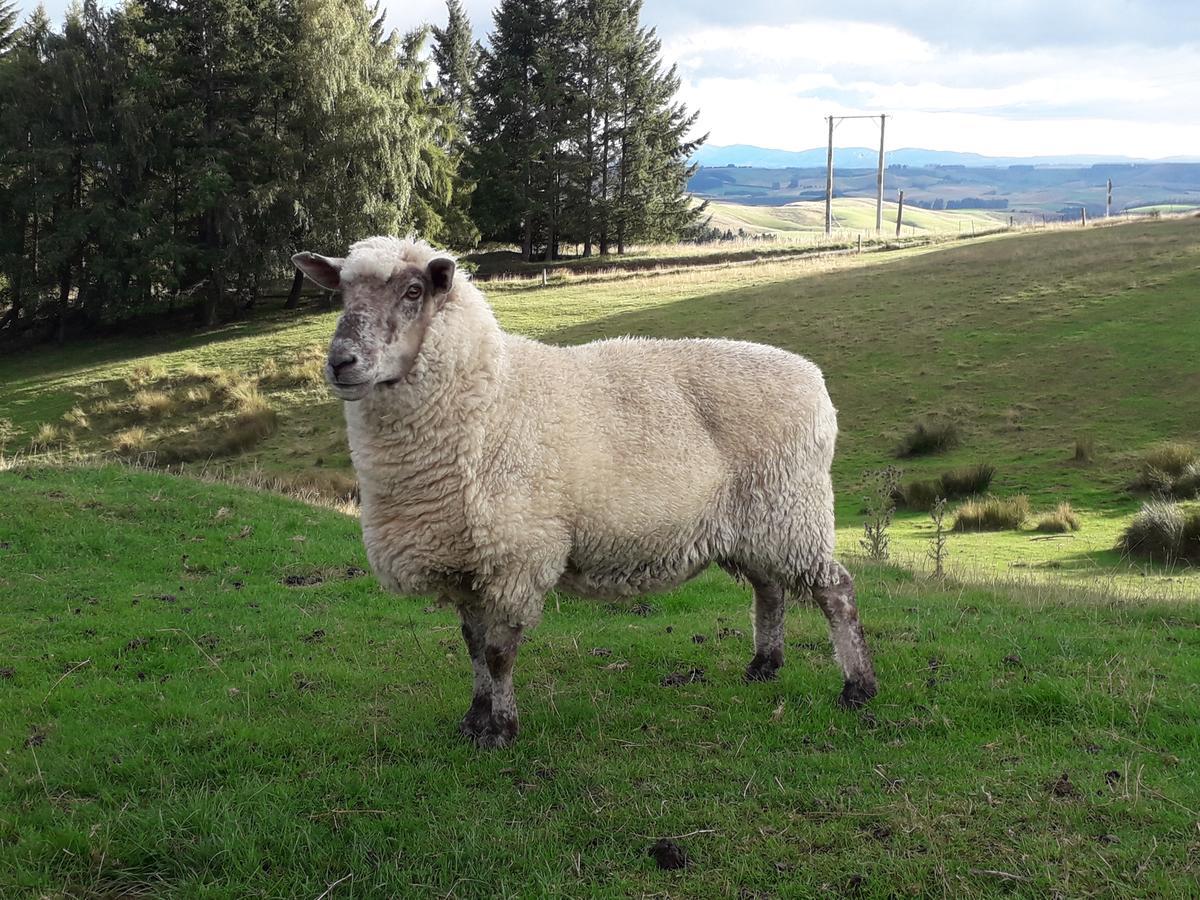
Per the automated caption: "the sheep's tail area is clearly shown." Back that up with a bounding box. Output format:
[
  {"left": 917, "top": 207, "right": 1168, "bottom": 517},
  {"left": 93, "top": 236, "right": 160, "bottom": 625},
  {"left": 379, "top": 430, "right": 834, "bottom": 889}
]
[{"left": 783, "top": 384, "right": 841, "bottom": 602}]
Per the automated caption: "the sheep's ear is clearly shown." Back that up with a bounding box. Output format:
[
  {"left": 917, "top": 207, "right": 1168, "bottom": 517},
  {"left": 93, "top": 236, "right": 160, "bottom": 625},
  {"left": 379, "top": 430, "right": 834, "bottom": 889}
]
[
  {"left": 292, "top": 252, "right": 345, "bottom": 292},
  {"left": 427, "top": 257, "right": 455, "bottom": 296}
]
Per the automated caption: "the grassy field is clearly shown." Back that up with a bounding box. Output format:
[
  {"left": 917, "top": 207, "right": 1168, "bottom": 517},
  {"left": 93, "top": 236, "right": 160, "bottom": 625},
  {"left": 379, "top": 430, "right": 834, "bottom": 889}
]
[
  {"left": 705, "top": 199, "right": 1014, "bottom": 238},
  {"left": 3, "top": 216, "right": 1198, "bottom": 597},
  {"left": 2, "top": 465, "right": 1198, "bottom": 897}
]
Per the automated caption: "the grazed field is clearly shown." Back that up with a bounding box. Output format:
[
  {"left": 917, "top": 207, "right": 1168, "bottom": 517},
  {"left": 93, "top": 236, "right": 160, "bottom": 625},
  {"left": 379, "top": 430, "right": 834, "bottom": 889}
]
[
  {"left": 705, "top": 198, "right": 1014, "bottom": 238},
  {"left": 3, "top": 216, "right": 1198, "bottom": 596},
  {"left": 1, "top": 466, "right": 1197, "bottom": 897}
]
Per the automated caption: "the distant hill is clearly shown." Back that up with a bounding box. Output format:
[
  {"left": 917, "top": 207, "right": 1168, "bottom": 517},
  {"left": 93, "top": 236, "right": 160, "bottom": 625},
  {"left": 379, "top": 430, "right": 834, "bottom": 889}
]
[
  {"left": 689, "top": 158, "right": 1200, "bottom": 216},
  {"left": 693, "top": 144, "right": 1200, "bottom": 169}
]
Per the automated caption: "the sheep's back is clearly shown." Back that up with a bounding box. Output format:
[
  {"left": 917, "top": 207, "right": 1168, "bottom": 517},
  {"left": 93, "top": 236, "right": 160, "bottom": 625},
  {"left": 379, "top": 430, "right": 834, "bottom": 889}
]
[{"left": 497, "top": 335, "right": 838, "bottom": 581}]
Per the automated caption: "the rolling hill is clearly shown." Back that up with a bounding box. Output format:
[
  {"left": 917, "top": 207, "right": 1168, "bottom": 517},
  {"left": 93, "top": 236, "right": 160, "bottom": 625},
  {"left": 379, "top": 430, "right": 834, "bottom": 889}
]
[
  {"left": 704, "top": 198, "right": 1013, "bottom": 237},
  {"left": 2, "top": 216, "right": 1199, "bottom": 598}
]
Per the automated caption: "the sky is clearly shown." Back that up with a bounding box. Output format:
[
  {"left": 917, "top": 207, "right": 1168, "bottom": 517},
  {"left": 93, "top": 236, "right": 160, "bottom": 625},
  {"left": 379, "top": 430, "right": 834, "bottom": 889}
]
[{"left": 19, "top": 0, "right": 1200, "bottom": 158}]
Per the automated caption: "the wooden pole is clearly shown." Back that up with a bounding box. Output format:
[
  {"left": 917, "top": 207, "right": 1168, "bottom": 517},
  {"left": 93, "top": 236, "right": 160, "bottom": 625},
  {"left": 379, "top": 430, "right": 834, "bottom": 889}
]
[
  {"left": 1106, "top": 179, "right": 1113, "bottom": 218},
  {"left": 824, "top": 115, "right": 834, "bottom": 237},
  {"left": 895, "top": 189, "right": 905, "bottom": 237},
  {"left": 875, "top": 114, "right": 886, "bottom": 233},
  {"left": 1081, "top": 208, "right": 1087, "bottom": 226}
]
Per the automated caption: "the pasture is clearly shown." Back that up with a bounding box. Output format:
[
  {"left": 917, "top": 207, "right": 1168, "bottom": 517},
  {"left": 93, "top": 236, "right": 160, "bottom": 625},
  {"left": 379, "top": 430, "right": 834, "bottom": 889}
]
[
  {"left": 704, "top": 198, "right": 1014, "bottom": 238},
  {"left": 2, "top": 216, "right": 1200, "bottom": 896},
  {"left": 1, "top": 465, "right": 1197, "bottom": 896}
]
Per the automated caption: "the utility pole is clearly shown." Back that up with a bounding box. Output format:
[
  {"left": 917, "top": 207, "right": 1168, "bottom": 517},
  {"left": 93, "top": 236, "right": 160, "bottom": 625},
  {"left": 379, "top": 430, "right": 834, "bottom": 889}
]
[
  {"left": 876, "top": 114, "right": 886, "bottom": 233},
  {"left": 823, "top": 113, "right": 888, "bottom": 237},
  {"left": 824, "top": 115, "right": 834, "bottom": 236}
]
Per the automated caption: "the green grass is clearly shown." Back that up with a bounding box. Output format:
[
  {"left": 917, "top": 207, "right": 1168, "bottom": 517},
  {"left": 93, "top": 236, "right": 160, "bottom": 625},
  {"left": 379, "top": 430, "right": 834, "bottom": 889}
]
[
  {"left": 2, "top": 218, "right": 1200, "bottom": 598},
  {"left": 1, "top": 465, "right": 1198, "bottom": 897}
]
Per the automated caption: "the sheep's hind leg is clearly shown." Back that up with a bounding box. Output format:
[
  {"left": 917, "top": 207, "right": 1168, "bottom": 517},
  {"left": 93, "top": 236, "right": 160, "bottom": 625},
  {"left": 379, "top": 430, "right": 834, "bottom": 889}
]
[
  {"left": 476, "top": 620, "right": 524, "bottom": 749},
  {"left": 812, "top": 561, "right": 877, "bottom": 708},
  {"left": 745, "top": 575, "right": 786, "bottom": 682},
  {"left": 456, "top": 603, "right": 493, "bottom": 739}
]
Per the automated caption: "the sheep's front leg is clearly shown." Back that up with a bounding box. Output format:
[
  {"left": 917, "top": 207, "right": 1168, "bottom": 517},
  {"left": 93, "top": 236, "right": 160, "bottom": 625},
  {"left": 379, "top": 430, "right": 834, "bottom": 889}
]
[
  {"left": 476, "top": 620, "right": 523, "bottom": 749},
  {"left": 457, "top": 604, "right": 493, "bottom": 739}
]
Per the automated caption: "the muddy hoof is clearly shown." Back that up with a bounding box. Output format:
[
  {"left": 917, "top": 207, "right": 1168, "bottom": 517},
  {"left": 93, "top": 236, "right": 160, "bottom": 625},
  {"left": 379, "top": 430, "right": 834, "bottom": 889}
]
[
  {"left": 471, "top": 712, "right": 518, "bottom": 750},
  {"left": 744, "top": 651, "right": 782, "bottom": 683},
  {"left": 458, "top": 696, "right": 492, "bottom": 739},
  {"left": 837, "top": 679, "right": 877, "bottom": 709}
]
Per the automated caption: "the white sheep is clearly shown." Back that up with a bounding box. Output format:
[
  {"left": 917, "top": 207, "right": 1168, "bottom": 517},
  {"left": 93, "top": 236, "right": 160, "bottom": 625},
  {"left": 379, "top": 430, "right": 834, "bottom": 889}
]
[{"left": 293, "top": 236, "right": 877, "bottom": 748}]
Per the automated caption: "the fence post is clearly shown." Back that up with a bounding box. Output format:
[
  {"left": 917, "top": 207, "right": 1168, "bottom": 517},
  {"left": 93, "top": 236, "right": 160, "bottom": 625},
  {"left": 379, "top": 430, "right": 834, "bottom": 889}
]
[
  {"left": 541, "top": 268, "right": 548, "bottom": 286},
  {"left": 895, "top": 189, "right": 905, "bottom": 238},
  {"left": 1080, "top": 208, "right": 1087, "bottom": 227}
]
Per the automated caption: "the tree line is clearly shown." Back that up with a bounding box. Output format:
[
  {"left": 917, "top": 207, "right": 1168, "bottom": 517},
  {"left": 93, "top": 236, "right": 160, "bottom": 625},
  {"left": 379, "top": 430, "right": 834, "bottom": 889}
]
[{"left": 0, "top": 0, "right": 702, "bottom": 340}]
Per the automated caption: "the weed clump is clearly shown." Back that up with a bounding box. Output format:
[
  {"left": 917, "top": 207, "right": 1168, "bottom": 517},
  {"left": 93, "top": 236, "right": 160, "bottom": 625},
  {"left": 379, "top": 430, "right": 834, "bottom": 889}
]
[
  {"left": 1073, "top": 435, "right": 1094, "bottom": 464},
  {"left": 895, "top": 419, "right": 960, "bottom": 457},
  {"left": 860, "top": 466, "right": 901, "bottom": 561},
  {"left": 1117, "top": 501, "right": 1200, "bottom": 564},
  {"left": 258, "top": 345, "right": 326, "bottom": 389},
  {"left": 952, "top": 495, "right": 1030, "bottom": 532},
  {"left": 1131, "top": 443, "right": 1200, "bottom": 500},
  {"left": 1035, "top": 502, "right": 1082, "bottom": 533},
  {"left": 29, "top": 422, "right": 71, "bottom": 450},
  {"left": 129, "top": 389, "right": 177, "bottom": 420},
  {"left": 895, "top": 463, "right": 995, "bottom": 511},
  {"left": 111, "top": 426, "right": 149, "bottom": 454}
]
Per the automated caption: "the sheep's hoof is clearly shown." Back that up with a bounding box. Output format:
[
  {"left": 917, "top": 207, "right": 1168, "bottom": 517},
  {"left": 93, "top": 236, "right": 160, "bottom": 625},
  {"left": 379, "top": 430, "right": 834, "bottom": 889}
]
[
  {"left": 837, "top": 679, "right": 878, "bottom": 709},
  {"left": 744, "top": 651, "right": 782, "bottom": 683},
  {"left": 471, "top": 712, "right": 518, "bottom": 750},
  {"left": 458, "top": 695, "right": 492, "bottom": 739}
]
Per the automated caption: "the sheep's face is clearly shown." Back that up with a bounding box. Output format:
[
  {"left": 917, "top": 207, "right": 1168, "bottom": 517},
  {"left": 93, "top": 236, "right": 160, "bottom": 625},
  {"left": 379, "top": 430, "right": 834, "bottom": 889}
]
[{"left": 292, "top": 252, "right": 455, "bottom": 401}]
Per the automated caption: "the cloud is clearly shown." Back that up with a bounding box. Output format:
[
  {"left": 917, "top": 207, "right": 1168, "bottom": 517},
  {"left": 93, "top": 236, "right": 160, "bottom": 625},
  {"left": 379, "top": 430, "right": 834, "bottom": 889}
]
[{"left": 666, "top": 17, "right": 1200, "bottom": 157}]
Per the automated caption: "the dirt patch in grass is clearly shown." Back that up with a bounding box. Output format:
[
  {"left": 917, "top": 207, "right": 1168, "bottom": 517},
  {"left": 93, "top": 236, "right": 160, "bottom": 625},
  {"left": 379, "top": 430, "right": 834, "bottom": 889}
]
[
  {"left": 648, "top": 838, "right": 688, "bottom": 870},
  {"left": 661, "top": 668, "right": 706, "bottom": 687}
]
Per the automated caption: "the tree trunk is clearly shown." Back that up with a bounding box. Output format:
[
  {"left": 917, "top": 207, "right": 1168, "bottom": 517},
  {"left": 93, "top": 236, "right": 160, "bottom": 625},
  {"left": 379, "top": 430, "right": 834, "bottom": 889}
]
[
  {"left": 599, "top": 110, "right": 610, "bottom": 255},
  {"left": 284, "top": 268, "right": 305, "bottom": 309},
  {"left": 55, "top": 262, "right": 71, "bottom": 344}
]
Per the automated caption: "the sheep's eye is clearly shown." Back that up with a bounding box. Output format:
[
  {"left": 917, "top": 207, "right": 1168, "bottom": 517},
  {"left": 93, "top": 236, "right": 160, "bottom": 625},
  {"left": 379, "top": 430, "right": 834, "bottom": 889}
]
[{"left": 404, "top": 284, "right": 422, "bottom": 300}]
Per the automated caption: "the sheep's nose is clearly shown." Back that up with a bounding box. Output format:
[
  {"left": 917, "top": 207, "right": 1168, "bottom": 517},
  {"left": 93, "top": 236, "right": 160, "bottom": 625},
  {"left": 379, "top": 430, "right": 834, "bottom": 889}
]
[{"left": 328, "top": 349, "right": 358, "bottom": 379}]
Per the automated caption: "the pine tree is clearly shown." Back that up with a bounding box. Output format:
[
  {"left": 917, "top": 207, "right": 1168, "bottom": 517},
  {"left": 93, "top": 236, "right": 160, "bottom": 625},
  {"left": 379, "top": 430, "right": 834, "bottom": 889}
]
[
  {"left": 470, "top": 0, "right": 556, "bottom": 260},
  {"left": 0, "top": 0, "right": 20, "bottom": 54},
  {"left": 431, "top": 0, "right": 478, "bottom": 129}
]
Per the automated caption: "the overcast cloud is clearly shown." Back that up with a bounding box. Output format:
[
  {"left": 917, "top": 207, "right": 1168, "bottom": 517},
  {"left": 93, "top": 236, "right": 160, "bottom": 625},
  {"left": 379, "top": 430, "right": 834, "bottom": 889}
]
[{"left": 20, "top": 0, "right": 1200, "bottom": 157}]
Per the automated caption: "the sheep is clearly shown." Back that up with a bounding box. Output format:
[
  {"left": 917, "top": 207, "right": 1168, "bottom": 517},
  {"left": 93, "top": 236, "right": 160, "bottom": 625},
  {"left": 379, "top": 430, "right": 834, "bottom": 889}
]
[{"left": 293, "top": 236, "right": 877, "bottom": 748}]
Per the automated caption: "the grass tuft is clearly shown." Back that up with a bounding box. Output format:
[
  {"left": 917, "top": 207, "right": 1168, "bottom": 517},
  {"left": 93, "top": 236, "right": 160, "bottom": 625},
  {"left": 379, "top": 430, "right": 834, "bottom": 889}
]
[
  {"left": 952, "top": 494, "right": 1030, "bottom": 532},
  {"left": 129, "top": 389, "right": 178, "bottom": 420},
  {"left": 1116, "top": 500, "right": 1200, "bottom": 564},
  {"left": 61, "top": 405, "right": 90, "bottom": 430},
  {"left": 258, "top": 345, "right": 327, "bottom": 389},
  {"left": 1035, "top": 502, "right": 1082, "bottom": 533},
  {"left": 895, "top": 419, "right": 960, "bottom": 457},
  {"left": 896, "top": 463, "right": 995, "bottom": 511},
  {"left": 1132, "top": 443, "right": 1200, "bottom": 499},
  {"left": 1073, "top": 435, "right": 1094, "bottom": 463},
  {"left": 125, "top": 362, "right": 167, "bottom": 388},
  {"left": 29, "top": 422, "right": 70, "bottom": 450},
  {"left": 111, "top": 426, "right": 149, "bottom": 454}
]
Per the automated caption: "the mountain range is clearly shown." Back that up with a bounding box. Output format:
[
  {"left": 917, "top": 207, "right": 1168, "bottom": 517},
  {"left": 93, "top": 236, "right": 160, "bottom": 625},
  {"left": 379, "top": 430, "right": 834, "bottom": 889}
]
[{"left": 693, "top": 144, "right": 1200, "bottom": 169}]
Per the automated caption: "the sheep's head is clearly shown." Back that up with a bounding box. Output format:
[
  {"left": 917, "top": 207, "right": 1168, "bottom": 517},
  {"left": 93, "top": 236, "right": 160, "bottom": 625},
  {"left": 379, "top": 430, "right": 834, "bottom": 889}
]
[{"left": 292, "top": 250, "right": 455, "bottom": 401}]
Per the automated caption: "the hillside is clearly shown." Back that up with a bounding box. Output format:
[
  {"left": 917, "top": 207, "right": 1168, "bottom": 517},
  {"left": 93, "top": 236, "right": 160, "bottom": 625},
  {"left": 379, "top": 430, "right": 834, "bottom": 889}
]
[
  {"left": 1, "top": 465, "right": 1197, "bottom": 896},
  {"left": 2, "top": 218, "right": 1199, "bottom": 597},
  {"left": 705, "top": 198, "right": 1012, "bottom": 237},
  {"left": 690, "top": 162, "right": 1200, "bottom": 216}
]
